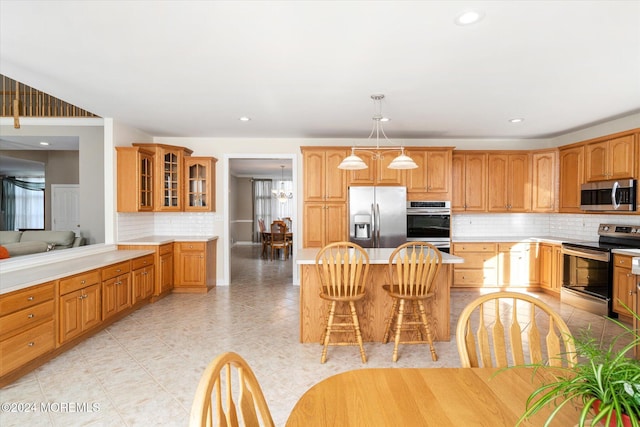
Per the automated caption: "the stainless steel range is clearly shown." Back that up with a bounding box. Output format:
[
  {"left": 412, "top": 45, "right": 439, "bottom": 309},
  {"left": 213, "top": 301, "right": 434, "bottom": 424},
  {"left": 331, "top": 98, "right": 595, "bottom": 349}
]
[{"left": 561, "top": 224, "right": 640, "bottom": 317}]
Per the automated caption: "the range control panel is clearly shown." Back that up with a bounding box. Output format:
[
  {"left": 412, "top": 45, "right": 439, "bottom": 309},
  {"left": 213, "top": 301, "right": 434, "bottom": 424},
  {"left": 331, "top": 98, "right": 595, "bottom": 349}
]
[{"left": 599, "top": 224, "right": 640, "bottom": 238}]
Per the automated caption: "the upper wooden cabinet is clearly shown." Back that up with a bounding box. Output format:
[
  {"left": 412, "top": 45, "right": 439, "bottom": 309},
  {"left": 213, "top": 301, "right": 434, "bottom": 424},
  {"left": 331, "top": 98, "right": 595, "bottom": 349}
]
[
  {"left": 303, "top": 202, "right": 347, "bottom": 248},
  {"left": 406, "top": 148, "right": 452, "bottom": 200},
  {"left": 487, "top": 153, "right": 530, "bottom": 212},
  {"left": 558, "top": 145, "right": 584, "bottom": 212},
  {"left": 531, "top": 150, "right": 557, "bottom": 212},
  {"left": 452, "top": 152, "right": 487, "bottom": 212},
  {"left": 585, "top": 134, "right": 635, "bottom": 182},
  {"left": 116, "top": 146, "right": 155, "bottom": 212},
  {"left": 184, "top": 156, "right": 217, "bottom": 212},
  {"left": 133, "top": 143, "right": 193, "bottom": 212},
  {"left": 302, "top": 147, "right": 349, "bottom": 202},
  {"left": 348, "top": 150, "right": 405, "bottom": 186}
]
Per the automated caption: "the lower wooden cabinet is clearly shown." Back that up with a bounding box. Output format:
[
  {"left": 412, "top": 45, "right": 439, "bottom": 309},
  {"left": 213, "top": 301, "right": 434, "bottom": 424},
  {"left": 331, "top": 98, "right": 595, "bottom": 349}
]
[
  {"left": 174, "top": 240, "right": 216, "bottom": 293},
  {"left": 452, "top": 243, "right": 498, "bottom": 287},
  {"left": 498, "top": 242, "right": 537, "bottom": 286},
  {"left": 118, "top": 243, "right": 174, "bottom": 301},
  {"left": 101, "top": 261, "right": 132, "bottom": 320},
  {"left": 0, "top": 282, "right": 56, "bottom": 376},
  {"left": 539, "top": 243, "right": 563, "bottom": 294},
  {"left": 59, "top": 283, "right": 101, "bottom": 344},
  {"left": 132, "top": 255, "right": 155, "bottom": 305},
  {"left": 613, "top": 254, "right": 635, "bottom": 320}
]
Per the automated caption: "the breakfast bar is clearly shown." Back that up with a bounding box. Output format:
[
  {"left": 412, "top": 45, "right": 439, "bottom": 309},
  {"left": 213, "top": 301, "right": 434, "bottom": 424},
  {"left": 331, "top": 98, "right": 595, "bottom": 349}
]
[{"left": 296, "top": 248, "right": 464, "bottom": 343}]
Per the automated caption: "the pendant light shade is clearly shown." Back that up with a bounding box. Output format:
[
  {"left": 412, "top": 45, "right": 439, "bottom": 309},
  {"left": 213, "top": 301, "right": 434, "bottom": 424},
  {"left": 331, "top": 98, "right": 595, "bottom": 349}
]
[
  {"left": 339, "top": 94, "right": 418, "bottom": 171},
  {"left": 388, "top": 148, "right": 419, "bottom": 169},
  {"left": 337, "top": 149, "right": 368, "bottom": 170}
]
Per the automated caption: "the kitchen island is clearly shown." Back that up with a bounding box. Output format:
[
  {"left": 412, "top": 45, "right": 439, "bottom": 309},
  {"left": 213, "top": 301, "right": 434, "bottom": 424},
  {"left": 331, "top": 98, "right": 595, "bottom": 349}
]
[{"left": 296, "top": 248, "right": 464, "bottom": 343}]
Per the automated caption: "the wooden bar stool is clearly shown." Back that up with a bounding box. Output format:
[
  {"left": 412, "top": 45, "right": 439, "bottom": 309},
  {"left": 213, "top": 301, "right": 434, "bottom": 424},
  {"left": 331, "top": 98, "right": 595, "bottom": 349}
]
[
  {"left": 383, "top": 242, "right": 441, "bottom": 362},
  {"left": 315, "top": 242, "right": 370, "bottom": 363}
]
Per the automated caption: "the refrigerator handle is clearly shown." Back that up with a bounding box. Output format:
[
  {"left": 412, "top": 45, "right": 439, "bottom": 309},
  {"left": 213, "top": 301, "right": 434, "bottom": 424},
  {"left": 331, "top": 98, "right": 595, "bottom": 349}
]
[
  {"left": 371, "top": 203, "right": 376, "bottom": 247},
  {"left": 375, "top": 203, "right": 381, "bottom": 248}
]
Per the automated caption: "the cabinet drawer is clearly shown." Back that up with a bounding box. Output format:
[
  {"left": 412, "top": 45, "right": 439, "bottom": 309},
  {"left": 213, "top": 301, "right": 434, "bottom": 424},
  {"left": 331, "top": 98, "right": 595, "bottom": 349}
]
[
  {"left": 159, "top": 244, "right": 173, "bottom": 256},
  {"left": 176, "top": 242, "right": 205, "bottom": 252},
  {"left": 0, "top": 282, "right": 55, "bottom": 315},
  {"left": 132, "top": 254, "right": 154, "bottom": 270},
  {"left": 453, "top": 243, "right": 496, "bottom": 253},
  {"left": 614, "top": 254, "right": 632, "bottom": 266},
  {"left": 454, "top": 252, "right": 498, "bottom": 269},
  {"left": 454, "top": 270, "right": 498, "bottom": 286},
  {"left": 0, "top": 300, "right": 54, "bottom": 340},
  {"left": 101, "top": 261, "right": 131, "bottom": 281},
  {"left": 0, "top": 320, "right": 55, "bottom": 376},
  {"left": 59, "top": 270, "right": 101, "bottom": 295}
]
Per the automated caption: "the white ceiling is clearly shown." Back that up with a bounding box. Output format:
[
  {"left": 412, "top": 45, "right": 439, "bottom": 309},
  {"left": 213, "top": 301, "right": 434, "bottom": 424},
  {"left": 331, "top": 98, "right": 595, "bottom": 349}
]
[{"left": 1, "top": 1, "right": 639, "bottom": 141}]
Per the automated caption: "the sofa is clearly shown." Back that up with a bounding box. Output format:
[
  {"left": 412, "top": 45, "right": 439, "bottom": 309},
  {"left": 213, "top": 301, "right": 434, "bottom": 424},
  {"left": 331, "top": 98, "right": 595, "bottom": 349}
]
[{"left": 0, "top": 230, "right": 85, "bottom": 258}]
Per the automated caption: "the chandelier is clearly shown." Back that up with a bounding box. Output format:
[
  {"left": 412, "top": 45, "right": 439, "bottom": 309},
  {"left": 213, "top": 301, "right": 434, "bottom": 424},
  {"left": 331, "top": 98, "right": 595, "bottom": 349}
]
[
  {"left": 338, "top": 94, "right": 418, "bottom": 170},
  {"left": 272, "top": 165, "right": 293, "bottom": 203}
]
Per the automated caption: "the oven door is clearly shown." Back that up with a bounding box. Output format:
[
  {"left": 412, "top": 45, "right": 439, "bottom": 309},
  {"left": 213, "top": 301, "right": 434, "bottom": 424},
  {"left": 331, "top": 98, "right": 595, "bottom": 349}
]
[
  {"left": 406, "top": 213, "right": 450, "bottom": 241},
  {"left": 561, "top": 245, "right": 612, "bottom": 316}
]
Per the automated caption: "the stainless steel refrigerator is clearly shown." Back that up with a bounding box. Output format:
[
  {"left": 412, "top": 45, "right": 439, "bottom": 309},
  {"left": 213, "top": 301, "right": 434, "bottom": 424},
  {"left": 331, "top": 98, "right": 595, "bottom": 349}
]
[{"left": 349, "top": 186, "right": 407, "bottom": 248}]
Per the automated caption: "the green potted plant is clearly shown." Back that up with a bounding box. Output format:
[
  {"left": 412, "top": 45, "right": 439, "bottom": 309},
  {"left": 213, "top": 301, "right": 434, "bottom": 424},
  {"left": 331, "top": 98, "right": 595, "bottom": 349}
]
[{"left": 516, "top": 305, "right": 640, "bottom": 427}]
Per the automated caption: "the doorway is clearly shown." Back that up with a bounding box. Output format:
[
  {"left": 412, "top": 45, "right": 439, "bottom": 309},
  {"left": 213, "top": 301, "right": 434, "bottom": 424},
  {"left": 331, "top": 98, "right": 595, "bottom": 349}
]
[
  {"left": 51, "top": 184, "right": 81, "bottom": 236},
  {"left": 224, "top": 155, "right": 297, "bottom": 286}
]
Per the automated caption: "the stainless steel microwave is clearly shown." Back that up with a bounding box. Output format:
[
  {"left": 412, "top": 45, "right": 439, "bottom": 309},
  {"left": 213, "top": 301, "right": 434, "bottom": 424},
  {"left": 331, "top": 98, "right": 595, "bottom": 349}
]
[{"left": 580, "top": 179, "right": 636, "bottom": 211}]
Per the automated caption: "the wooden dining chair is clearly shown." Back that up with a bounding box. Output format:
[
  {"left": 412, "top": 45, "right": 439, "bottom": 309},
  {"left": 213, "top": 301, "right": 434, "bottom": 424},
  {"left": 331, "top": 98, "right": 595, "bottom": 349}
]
[
  {"left": 316, "top": 242, "right": 370, "bottom": 363},
  {"left": 269, "top": 222, "right": 289, "bottom": 260},
  {"left": 258, "top": 219, "right": 270, "bottom": 258},
  {"left": 382, "top": 242, "right": 442, "bottom": 362},
  {"left": 189, "top": 351, "right": 275, "bottom": 427},
  {"left": 456, "top": 291, "right": 577, "bottom": 368}
]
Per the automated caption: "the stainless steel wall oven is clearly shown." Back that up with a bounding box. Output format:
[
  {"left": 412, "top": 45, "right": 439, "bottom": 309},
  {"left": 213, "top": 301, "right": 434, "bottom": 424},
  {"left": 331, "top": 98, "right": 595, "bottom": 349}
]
[
  {"left": 406, "top": 201, "right": 451, "bottom": 253},
  {"left": 561, "top": 224, "right": 640, "bottom": 317}
]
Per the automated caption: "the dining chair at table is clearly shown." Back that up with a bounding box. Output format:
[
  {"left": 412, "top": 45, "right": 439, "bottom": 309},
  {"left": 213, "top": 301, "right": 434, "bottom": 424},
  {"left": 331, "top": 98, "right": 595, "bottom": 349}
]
[
  {"left": 258, "top": 218, "right": 270, "bottom": 259},
  {"left": 456, "top": 291, "right": 577, "bottom": 368},
  {"left": 316, "top": 242, "right": 370, "bottom": 363},
  {"left": 382, "top": 242, "right": 442, "bottom": 362},
  {"left": 189, "top": 351, "right": 275, "bottom": 427},
  {"left": 269, "top": 222, "right": 289, "bottom": 260}
]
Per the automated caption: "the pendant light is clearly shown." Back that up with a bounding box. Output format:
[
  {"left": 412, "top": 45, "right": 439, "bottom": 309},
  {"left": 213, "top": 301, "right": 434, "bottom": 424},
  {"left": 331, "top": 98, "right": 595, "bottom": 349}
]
[
  {"left": 272, "top": 165, "right": 293, "bottom": 203},
  {"left": 338, "top": 94, "right": 418, "bottom": 170}
]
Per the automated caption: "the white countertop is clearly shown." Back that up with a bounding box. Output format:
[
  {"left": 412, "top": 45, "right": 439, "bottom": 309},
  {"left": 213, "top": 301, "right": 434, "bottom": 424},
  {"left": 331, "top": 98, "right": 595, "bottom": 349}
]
[
  {"left": 296, "top": 247, "right": 464, "bottom": 265},
  {"left": 118, "top": 235, "right": 218, "bottom": 245},
  {"left": 0, "top": 249, "right": 154, "bottom": 295},
  {"left": 612, "top": 248, "right": 640, "bottom": 256}
]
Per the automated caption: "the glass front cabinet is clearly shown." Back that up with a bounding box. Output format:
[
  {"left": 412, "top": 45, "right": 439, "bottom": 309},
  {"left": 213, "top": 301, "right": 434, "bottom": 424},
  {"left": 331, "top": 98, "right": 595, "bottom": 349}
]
[{"left": 184, "top": 156, "right": 217, "bottom": 211}]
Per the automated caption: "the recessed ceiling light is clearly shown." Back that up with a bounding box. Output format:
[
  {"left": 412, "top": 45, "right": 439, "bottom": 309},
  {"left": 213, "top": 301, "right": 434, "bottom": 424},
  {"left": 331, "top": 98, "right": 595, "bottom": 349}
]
[
  {"left": 239, "top": 116, "right": 251, "bottom": 122},
  {"left": 39, "top": 141, "right": 50, "bottom": 146},
  {"left": 509, "top": 118, "right": 524, "bottom": 123},
  {"left": 455, "top": 10, "right": 484, "bottom": 26},
  {"left": 379, "top": 117, "right": 390, "bottom": 122}
]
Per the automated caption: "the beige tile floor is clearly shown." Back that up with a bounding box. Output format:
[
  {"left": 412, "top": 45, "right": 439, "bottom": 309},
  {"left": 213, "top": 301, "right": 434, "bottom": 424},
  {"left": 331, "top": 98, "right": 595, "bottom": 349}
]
[{"left": 0, "top": 244, "right": 631, "bottom": 427}]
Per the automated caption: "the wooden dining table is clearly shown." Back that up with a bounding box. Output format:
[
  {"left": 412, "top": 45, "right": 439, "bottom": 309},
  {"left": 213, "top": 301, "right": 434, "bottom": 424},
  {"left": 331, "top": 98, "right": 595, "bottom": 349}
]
[{"left": 285, "top": 367, "right": 582, "bottom": 427}]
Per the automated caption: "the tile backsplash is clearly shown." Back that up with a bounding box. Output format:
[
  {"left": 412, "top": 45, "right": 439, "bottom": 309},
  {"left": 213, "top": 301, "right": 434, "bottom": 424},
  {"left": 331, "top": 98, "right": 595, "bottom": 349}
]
[
  {"left": 117, "top": 212, "right": 221, "bottom": 241},
  {"left": 452, "top": 213, "right": 640, "bottom": 241},
  {"left": 119, "top": 212, "right": 640, "bottom": 244}
]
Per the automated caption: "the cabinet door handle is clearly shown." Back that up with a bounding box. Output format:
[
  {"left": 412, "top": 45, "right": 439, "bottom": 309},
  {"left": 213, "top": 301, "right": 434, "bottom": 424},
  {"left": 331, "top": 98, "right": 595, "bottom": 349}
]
[
  {"left": 27, "top": 296, "right": 34, "bottom": 301},
  {"left": 28, "top": 313, "right": 35, "bottom": 319},
  {"left": 27, "top": 342, "right": 35, "bottom": 347},
  {"left": 81, "top": 280, "right": 86, "bottom": 285}
]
